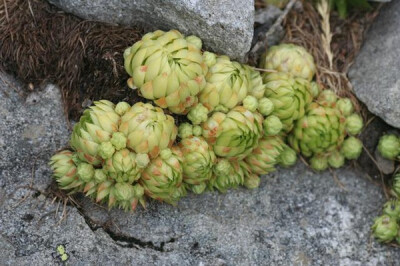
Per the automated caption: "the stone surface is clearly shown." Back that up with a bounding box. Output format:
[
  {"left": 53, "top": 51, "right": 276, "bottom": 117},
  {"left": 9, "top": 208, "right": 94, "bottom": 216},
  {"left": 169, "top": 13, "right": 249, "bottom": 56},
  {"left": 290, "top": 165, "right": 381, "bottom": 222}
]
[
  {"left": 252, "top": 6, "right": 284, "bottom": 48},
  {"left": 1, "top": 72, "right": 399, "bottom": 265},
  {"left": 357, "top": 117, "right": 393, "bottom": 178},
  {"left": 47, "top": 0, "right": 254, "bottom": 61},
  {"left": 349, "top": 0, "right": 400, "bottom": 128}
]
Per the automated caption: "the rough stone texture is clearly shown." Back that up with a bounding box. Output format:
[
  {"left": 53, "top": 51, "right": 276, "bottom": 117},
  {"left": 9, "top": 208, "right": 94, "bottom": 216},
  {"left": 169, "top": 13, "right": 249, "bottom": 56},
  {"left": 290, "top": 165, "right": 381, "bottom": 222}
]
[
  {"left": 357, "top": 117, "right": 393, "bottom": 178},
  {"left": 252, "top": 6, "right": 283, "bottom": 48},
  {"left": 349, "top": 0, "right": 400, "bottom": 128},
  {"left": 47, "top": 0, "right": 254, "bottom": 61},
  {"left": 1, "top": 72, "right": 399, "bottom": 265}
]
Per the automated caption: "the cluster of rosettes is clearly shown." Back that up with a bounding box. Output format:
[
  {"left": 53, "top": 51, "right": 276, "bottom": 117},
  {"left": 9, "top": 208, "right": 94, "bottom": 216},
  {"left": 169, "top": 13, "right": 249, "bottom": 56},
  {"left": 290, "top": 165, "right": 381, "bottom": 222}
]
[
  {"left": 377, "top": 134, "right": 400, "bottom": 160},
  {"left": 51, "top": 101, "right": 185, "bottom": 210},
  {"left": 287, "top": 89, "right": 364, "bottom": 171},
  {"left": 372, "top": 191, "right": 400, "bottom": 244},
  {"left": 259, "top": 43, "right": 363, "bottom": 171},
  {"left": 372, "top": 138, "right": 400, "bottom": 244},
  {"left": 50, "top": 30, "right": 364, "bottom": 211}
]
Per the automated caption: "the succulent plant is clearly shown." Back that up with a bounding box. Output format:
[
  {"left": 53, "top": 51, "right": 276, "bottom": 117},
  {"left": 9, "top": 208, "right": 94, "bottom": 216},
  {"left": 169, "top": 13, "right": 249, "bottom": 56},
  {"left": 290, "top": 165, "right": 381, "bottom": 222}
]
[
  {"left": 209, "top": 159, "right": 244, "bottom": 192},
  {"left": 263, "top": 72, "right": 313, "bottom": 132},
  {"left": 104, "top": 149, "right": 143, "bottom": 184},
  {"left": 243, "top": 95, "right": 259, "bottom": 112},
  {"left": 179, "top": 136, "right": 216, "bottom": 194},
  {"left": 336, "top": 98, "right": 354, "bottom": 117},
  {"left": 309, "top": 154, "right": 329, "bottom": 171},
  {"left": 288, "top": 102, "right": 346, "bottom": 158},
  {"left": 202, "top": 106, "right": 263, "bottom": 160},
  {"left": 203, "top": 51, "right": 217, "bottom": 67},
  {"left": 327, "top": 150, "right": 345, "bottom": 169},
  {"left": 178, "top": 123, "right": 194, "bottom": 139},
  {"left": 49, "top": 150, "right": 83, "bottom": 193},
  {"left": 124, "top": 30, "right": 207, "bottom": 114},
  {"left": 340, "top": 136, "right": 363, "bottom": 160},
  {"left": 263, "top": 115, "right": 283, "bottom": 136},
  {"left": 248, "top": 69, "right": 266, "bottom": 99},
  {"left": 119, "top": 102, "right": 177, "bottom": 159},
  {"left": 112, "top": 183, "right": 145, "bottom": 211},
  {"left": 258, "top": 97, "right": 274, "bottom": 116},
  {"left": 310, "top": 81, "right": 321, "bottom": 98},
  {"left": 393, "top": 174, "right": 400, "bottom": 198},
  {"left": 199, "top": 55, "right": 251, "bottom": 112},
  {"left": 70, "top": 100, "right": 120, "bottom": 166},
  {"left": 245, "top": 136, "right": 285, "bottom": 175},
  {"left": 378, "top": 134, "right": 400, "bottom": 160},
  {"left": 372, "top": 215, "right": 399, "bottom": 243},
  {"left": 240, "top": 161, "right": 261, "bottom": 189},
  {"left": 50, "top": 148, "right": 147, "bottom": 211},
  {"left": 192, "top": 125, "right": 203, "bottom": 136},
  {"left": 382, "top": 200, "right": 400, "bottom": 220},
  {"left": 140, "top": 147, "right": 186, "bottom": 205},
  {"left": 279, "top": 144, "right": 297, "bottom": 167},
  {"left": 261, "top": 44, "right": 316, "bottom": 81},
  {"left": 187, "top": 103, "right": 209, "bottom": 125},
  {"left": 345, "top": 113, "right": 363, "bottom": 136},
  {"left": 317, "top": 89, "right": 337, "bottom": 107},
  {"left": 53, "top": 99, "right": 188, "bottom": 211}
]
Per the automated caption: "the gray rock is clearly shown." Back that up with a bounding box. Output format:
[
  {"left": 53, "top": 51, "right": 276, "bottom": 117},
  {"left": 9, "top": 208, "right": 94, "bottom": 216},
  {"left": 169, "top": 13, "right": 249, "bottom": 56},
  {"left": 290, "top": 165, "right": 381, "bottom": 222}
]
[
  {"left": 254, "top": 6, "right": 283, "bottom": 25},
  {"left": 349, "top": 0, "right": 400, "bottom": 128},
  {"left": 357, "top": 116, "right": 392, "bottom": 178},
  {"left": 374, "top": 149, "right": 395, "bottom": 175},
  {"left": 48, "top": 0, "right": 254, "bottom": 61},
  {"left": 0, "top": 71, "right": 399, "bottom": 265}
]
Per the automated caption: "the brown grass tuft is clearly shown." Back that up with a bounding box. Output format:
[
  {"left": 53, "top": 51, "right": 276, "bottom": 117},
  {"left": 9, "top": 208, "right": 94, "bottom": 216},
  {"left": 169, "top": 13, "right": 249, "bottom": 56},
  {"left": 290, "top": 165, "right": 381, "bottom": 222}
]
[
  {"left": 282, "top": 0, "right": 380, "bottom": 118},
  {"left": 0, "top": 0, "right": 145, "bottom": 121}
]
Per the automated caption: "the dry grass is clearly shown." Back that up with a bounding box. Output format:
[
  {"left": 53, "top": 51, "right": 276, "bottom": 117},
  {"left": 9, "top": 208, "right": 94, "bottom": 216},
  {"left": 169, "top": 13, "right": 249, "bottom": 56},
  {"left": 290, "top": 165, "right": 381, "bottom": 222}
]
[
  {"left": 282, "top": 0, "right": 380, "bottom": 118},
  {"left": 317, "top": 0, "right": 334, "bottom": 70},
  {"left": 0, "top": 0, "right": 144, "bottom": 121}
]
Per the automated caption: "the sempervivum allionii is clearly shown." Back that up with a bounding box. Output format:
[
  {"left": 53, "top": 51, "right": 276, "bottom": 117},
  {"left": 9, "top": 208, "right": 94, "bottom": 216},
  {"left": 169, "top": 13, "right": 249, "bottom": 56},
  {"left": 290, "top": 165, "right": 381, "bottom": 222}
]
[
  {"left": 70, "top": 100, "right": 120, "bottom": 166},
  {"left": 372, "top": 215, "right": 399, "bottom": 243},
  {"left": 244, "top": 136, "right": 285, "bottom": 175},
  {"left": 288, "top": 101, "right": 345, "bottom": 159},
  {"left": 49, "top": 150, "right": 83, "bottom": 193},
  {"left": 51, "top": 100, "right": 180, "bottom": 211},
  {"left": 288, "top": 90, "right": 364, "bottom": 171},
  {"left": 260, "top": 43, "right": 316, "bottom": 81},
  {"left": 209, "top": 159, "right": 244, "bottom": 193},
  {"left": 199, "top": 54, "right": 252, "bottom": 113},
  {"left": 140, "top": 147, "right": 186, "bottom": 205},
  {"left": 378, "top": 134, "right": 400, "bottom": 160},
  {"left": 124, "top": 30, "right": 207, "bottom": 114},
  {"left": 178, "top": 136, "right": 216, "bottom": 194},
  {"left": 119, "top": 102, "right": 177, "bottom": 159},
  {"left": 240, "top": 161, "right": 261, "bottom": 189},
  {"left": 262, "top": 72, "right": 314, "bottom": 132},
  {"left": 393, "top": 174, "right": 400, "bottom": 198},
  {"left": 202, "top": 106, "right": 263, "bottom": 160}
]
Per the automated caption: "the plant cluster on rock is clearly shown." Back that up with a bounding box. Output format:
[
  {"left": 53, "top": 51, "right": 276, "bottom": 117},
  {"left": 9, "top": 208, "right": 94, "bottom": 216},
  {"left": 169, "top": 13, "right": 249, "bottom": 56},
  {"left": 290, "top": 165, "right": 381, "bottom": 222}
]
[
  {"left": 372, "top": 134, "right": 400, "bottom": 244},
  {"left": 50, "top": 30, "right": 364, "bottom": 211}
]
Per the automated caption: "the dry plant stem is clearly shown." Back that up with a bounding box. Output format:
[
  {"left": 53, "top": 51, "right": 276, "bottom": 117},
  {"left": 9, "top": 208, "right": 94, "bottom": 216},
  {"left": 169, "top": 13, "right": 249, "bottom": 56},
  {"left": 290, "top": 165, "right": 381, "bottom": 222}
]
[
  {"left": 283, "top": 0, "right": 379, "bottom": 119},
  {"left": 362, "top": 144, "right": 389, "bottom": 199},
  {"left": 329, "top": 168, "right": 347, "bottom": 191},
  {"left": 252, "top": 67, "right": 278, "bottom": 73},
  {"left": 317, "top": 0, "right": 333, "bottom": 70}
]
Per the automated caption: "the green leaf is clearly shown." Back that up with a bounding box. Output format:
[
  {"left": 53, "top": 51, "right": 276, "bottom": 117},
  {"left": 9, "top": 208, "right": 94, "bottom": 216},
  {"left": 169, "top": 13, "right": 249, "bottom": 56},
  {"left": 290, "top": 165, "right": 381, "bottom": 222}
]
[{"left": 335, "top": 0, "right": 348, "bottom": 19}]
